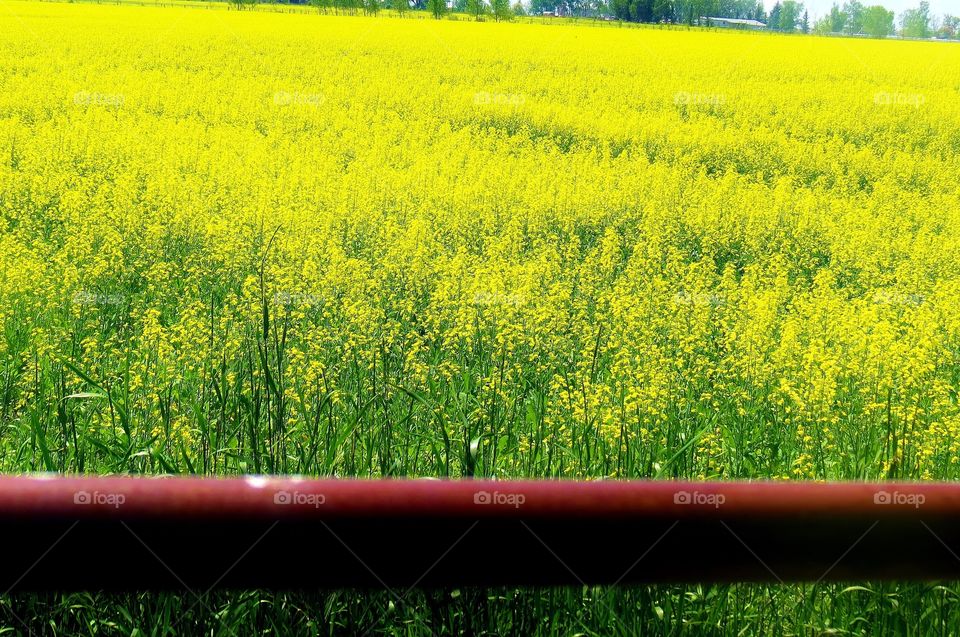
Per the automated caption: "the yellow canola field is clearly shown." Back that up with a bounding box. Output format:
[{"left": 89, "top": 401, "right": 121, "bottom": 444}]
[{"left": 2, "top": 1, "right": 960, "bottom": 479}]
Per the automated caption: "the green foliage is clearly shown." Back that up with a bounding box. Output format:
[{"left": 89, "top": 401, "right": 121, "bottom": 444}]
[
  {"left": 529, "top": 0, "right": 555, "bottom": 15},
  {"left": 862, "top": 4, "right": 893, "bottom": 37},
  {"left": 828, "top": 3, "right": 846, "bottom": 32},
  {"left": 842, "top": 0, "right": 865, "bottom": 33},
  {"left": 428, "top": 0, "right": 447, "bottom": 17},
  {"left": 900, "top": 1, "right": 931, "bottom": 38},
  {"left": 767, "top": 1, "right": 781, "bottom": 29},
  {"left": 937, "top": 15, "right": 960, "bottom": 39},
  {"left": 491, "top": 0, "right": 512, "bottom": 20},
  {"left": 466, "top": 0, "right": 486, "bottom": 19},
  {"left": 778, "top": 0, "right": 803, "bottom": 32}
]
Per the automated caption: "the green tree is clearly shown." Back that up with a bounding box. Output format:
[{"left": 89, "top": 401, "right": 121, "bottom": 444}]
[
  {"left": 466, "top": 0, "right": 487, "bottom": 17},
  {"left": 828, "top": 3, "right": 847, "bottom": 31},
  {"left": 900, "top": 1, "right": 931, "bottom": 37},
  {"left": 779, "top": 0, "right": 803, "bottom": 31},
  {"left": 491, "top": 0, "right": 513, "bottom": 19},
  {"left": 767, "top": 1, "right": 781, "bottom": 29},
  {"left": 653, "top": 0, "right": 672, "bottom": 21},
  {"left": 631, "top": 0, "right": 653, "bottom": 21},
  {"left": 938, "top": 15, "right": 959, "bottom": 39},
  {"left": 862, "top": 4, "right": 893, "bottom": 36},
  {"left": 512, "top": 1, "right": 526, "bottom": 14},
  {"left": 842, "top": 0, "right": 864, "bottom": 33},
  {"left": 801, "top": 9, "right": 809, "bottom": 32},
  {"left": 428, "top": 0, "right": 448, "bottom": 17},
  {"left": 530, "top": 0, "right": 556, "bottom": 13},
  {"left": 392, "top": 0, "right": 409, "bottom": 14}
]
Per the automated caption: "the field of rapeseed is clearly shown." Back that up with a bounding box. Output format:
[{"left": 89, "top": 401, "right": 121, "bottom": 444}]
[{"left": 2, "top": 0, "right": 960, "bottom": 633}]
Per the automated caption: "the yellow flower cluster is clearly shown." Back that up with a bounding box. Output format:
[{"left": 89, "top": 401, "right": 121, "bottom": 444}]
[{"left": 1, "top": 1, "right": 959, "bottom": 478}]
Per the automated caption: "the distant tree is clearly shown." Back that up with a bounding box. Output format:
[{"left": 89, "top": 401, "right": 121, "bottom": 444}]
[
  {"left": 937, "top": 14, "right": 959, "bottom": 38},
  {"left": 640, "top": 0, "right": 650, "bottom": 20},
  {"left": 813, "top": 14, "right": 831, "bottom": 33},
  {"left": 566, "top": 0, "right": 594, "bottom": 16},
  {"left": 428, "top": 0, "right": 448, "bottom": 17},
  {"left": 900, "top": 1, "right": 931, "bottom": 37},
  {"left": 653, "top": 0, "right": 672, "bottom": 21},
  {"left": 363, "top": 0, "right": 380, "bottom": 14},
  {"left": 842, "top": 0, "right": 864, "bottom": 33},
  {"left": 779, "top": 0, "right": 803, "bottom": 31},
  {"left": 862, "top": 4, "right": 893, "bottom": 36},
  {"left": 827, "top": 3, "right": 847, "bottom": 31},
  {"left": 583, "top": 0, "right": 607, "bottom": 16},
  {"left": 627, "top": 0, "right": 653, "bottom": 21},
  {"left": 767, "top": 1, "right": 781, "bottom": 29},
  {"left": 512, "top": 1, "right": 526, "bottom": 14},
  {"left": 801, "top": 9, "right": 809, "bottom": 31},
  {"left": 466, "top": 0, "right": 487, "bottom": 17},
  {"left": 309, "top": 0, "right": 332, "bottom": 11},
  {"left": 752, "top": 0, "right": 765, "bottom": 21},
  {"left": 392, "top": 0, "right": 409, "bottom": 13},
  {"left": 491, "top": 0, "right": 512, "bottom": 18}
]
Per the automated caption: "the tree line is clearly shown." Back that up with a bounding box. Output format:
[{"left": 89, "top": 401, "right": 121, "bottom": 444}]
[
  {"left": 234, "top": 0, "right": 960, "bottom": 39},
  {"left": 810, "top": 0, "right": 954, "bottom": 38}
]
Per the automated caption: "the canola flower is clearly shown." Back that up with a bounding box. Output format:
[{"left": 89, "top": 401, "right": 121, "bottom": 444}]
[{"left": 1, "top": 1, "right": 959, "bottom": 484}]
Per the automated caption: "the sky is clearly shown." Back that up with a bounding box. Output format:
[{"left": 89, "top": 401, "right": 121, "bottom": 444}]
[{"left": 764, "top": 0, "right": 957, "bottom": 19}]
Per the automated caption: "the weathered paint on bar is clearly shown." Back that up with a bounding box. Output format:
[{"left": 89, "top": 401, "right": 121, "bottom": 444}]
[{"left": 0, "top": 477, "right": 957, "bottom": 589}]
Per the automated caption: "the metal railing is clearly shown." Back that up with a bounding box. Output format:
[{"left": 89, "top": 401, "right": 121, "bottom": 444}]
[{"left": 0, "top": 476, "right": 957, "bottom": 590}]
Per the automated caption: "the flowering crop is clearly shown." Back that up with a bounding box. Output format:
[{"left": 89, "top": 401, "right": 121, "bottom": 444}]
[
  {"left": 5, "top": 2, "right": 960, "bottom": 633},
  {"left": 2, "top": 1, "right": 960, "bottom": 486}
]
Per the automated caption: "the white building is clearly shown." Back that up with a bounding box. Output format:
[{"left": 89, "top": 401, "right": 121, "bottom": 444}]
[{"left": 703, "top": 17, "right": 767, "bottom": 30}]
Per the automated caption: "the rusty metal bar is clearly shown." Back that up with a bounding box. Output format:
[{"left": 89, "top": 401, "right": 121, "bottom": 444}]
[{"left": 0, "top": 476, "right": 957, "bottom": 590}]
